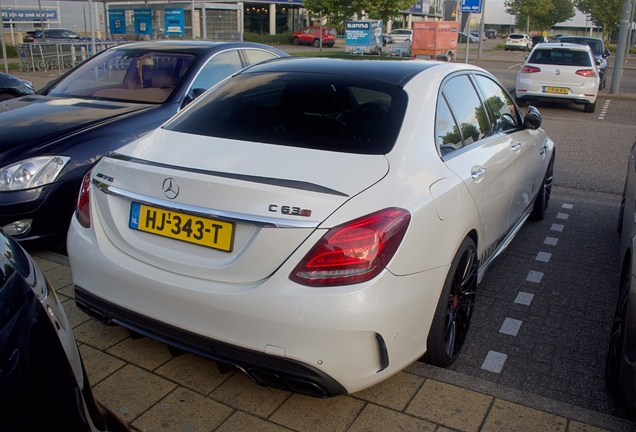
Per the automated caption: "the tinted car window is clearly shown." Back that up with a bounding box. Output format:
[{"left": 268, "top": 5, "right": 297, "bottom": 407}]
[
  {"left": 442, "top": 75, "right": 489, "bottom": 145},
  {"left": 474, "top": 75, "right": 520, "bottom": 133},
  {"left": 166, "top": 72, "right": 408, "bottom": 155},
  {"left": 558, "top": 38, "right": 603, "bottom": 55},
  {"left": 190, "top": 50, "right": 243, "bottom": 91},
  {"left": 529, "top": 48, "right": 591, "bottom": 66}
]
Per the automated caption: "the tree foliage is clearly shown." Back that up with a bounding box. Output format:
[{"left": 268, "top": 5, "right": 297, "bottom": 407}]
[
  {"left": 504, "top": 0, "right": 575, "bottom": 31},
  {"left": 303, "top": 0, "right": 416, "bottom": 29},
  {"left": 575, "top": 0, "right": 624, "bottom": 35}
]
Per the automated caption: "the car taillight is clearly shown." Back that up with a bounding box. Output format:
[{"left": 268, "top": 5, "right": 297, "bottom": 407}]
[
  {"left": 76, "top": 170, "right": 92, "bottom": 228},
  {"left": 576, "top": 69, "right": 596, "bottom": 77},
  {"left": 290, "top": 208, "right": 411, "bottom": 287},
  {"left": 520, "top": 66, "right": 541, "bottom": 73}
]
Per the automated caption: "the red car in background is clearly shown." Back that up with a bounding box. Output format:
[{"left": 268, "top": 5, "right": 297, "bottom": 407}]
[{"left": 292, "top": 26, "right": 336, "bottom": 47}]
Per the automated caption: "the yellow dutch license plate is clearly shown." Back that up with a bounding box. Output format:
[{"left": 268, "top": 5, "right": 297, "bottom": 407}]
[
  {"left": 544, "top": 86, "right": 568, "bottom": 94},
  {"left": 129, "top": 202, "right": 234, "bottom": 252}
]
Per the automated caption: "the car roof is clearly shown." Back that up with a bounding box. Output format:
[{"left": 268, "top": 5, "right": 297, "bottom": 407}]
[
  {"left": 108, "top": 40, "right": 279, "bottom": 55},
  {"left": 556, "top": 36, "right": 602, "bottom": 42},
  {"left": 239, "top": 57, "right": 440, "bottom": 87}
]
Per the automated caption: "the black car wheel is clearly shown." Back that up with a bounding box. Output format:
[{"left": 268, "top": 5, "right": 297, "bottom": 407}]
[
  {"left": 423, "top": 237, "right": 478, "bottom": 367},
  {"left": 606, "top": 257, "right": 630, "bottom": 394},
  {"left": 313, "top": 39, "right": 320, "bottom": 48},
  {"left": 584, "top": 101, "right": 597, "bottom": 113},
  {"left": 292, "top": 37, "right": 300, "bottom": 46},
  {"left": 531, "top": 153, "right": 554, "bottom": 221}
]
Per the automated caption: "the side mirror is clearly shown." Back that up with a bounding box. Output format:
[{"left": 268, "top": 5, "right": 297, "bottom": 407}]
[
  {"left": 596, "top": 58, "right": 601, "bottom": 66},
  {"left": 182, "top": 88, "right": 206, "bottom": 107},
  {"left": 524, "top": 105, "right": 542, "bottom": 130},
  {"left": 604, "top": 49, "right": 610, "bottom": 58}
]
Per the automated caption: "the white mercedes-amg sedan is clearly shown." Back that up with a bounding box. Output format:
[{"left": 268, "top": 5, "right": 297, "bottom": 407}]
[{"left": 67, "top": 57, "right": 555, "bottom": 397}]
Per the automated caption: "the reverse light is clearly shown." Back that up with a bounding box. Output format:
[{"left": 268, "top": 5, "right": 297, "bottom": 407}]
[
  {"left": 576, "top": 69, "right": 597, "bottom": 77},
  {"left": 76, "top": 170, "right": 92, "bottom": 228},
  {"left": 0, "top": 156, "right": 71, "bottom": 191},
  {"left": 290, "top": 208, "right": 411, "bottom": 287},
  {"left": 520, "top": 66, "right": 541, "bottom": 73}
]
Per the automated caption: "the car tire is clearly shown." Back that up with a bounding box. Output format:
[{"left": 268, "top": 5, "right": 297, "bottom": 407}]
[
  {"left": 422, "top": 236, "right": 478, "bottom": 368},
  {"left": 606, "top": 257, "right": 630, "bottom": 394},
  {"left": 313, "top": 39, "right": 320, "bottom": 48},
  {"left": 530, "top": 153, "right": 554, "bottom": 221},
  {"left": 292, "top": 37, "right": 299, "bottom": 46},
  {"left": 618, "top": 188, "right": 626, "bottom": 234},
  {"left": 584, "top": 101, "right": 596, "bottom": 113},
  {"left": 446, "top": 51, "right": 453, "bottom": 62}
]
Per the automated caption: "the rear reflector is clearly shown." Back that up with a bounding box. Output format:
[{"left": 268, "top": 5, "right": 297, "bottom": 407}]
[{"left": 290, "top": 208, "right": 411, "bottom": 287}]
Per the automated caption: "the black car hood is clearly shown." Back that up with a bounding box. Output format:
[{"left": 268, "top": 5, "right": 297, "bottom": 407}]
[{"left": 0, "top": 95, "right": 154, "bottom": 156}]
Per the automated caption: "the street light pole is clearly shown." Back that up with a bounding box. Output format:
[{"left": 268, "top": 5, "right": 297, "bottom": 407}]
[
  {"left": 478, "top": 0, "right": 486, "bottom": 58},
  {"left": 610, "top": 0, "right": 632, "bottom": 93}
]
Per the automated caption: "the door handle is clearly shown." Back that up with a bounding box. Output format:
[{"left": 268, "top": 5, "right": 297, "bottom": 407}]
[
  {"left": 510, "top": 142, "right": 522, "bottom": 153},
  {"left": 471, "top": 166, "right": 487, "bottom": 180}
]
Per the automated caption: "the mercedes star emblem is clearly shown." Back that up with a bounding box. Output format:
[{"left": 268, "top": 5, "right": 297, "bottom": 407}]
[{"left": 162, "top": 178, "right": 180, "bottom": 199}]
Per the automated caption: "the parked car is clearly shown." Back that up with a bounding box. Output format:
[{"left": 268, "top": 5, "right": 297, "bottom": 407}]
[
  {"left": 22, "top": 30, "right": 38, "bottom": 43},
  {"left": 554, "top": 36, "right": 610, "bottom": 89},
  {"left": 551, "top": 34, "right": 564, "bottom": 42},
  {"left": 0, "top": 41, "right": 287, "bottom": 248},
  {"left": 0, "top": 72, "right": 34, "bottom": 100},
  {"left": 609, "top": 141, "right": 636, "bottom": 410},
  {"left": 459, "top": 32, "right": 479, "bottom": 43},
  {"left": 515, "top": 42, "right": 599, "bottom": 112},
  {"left": 470, "top": 31, "right": 486, "bottom": 41},
  {"left": 292, "top": 26, "right": 336, "bottom": 47},
  {"left": 384, "top": 29, "right": 413, "bottom": 45},
  {"left": 25, "top": 28, "right": 83, "bottom": 43},
  {"left": 505, "top": 33, "right": 532, "bottom": 51},
  {"left": 485, "top": 30, "right": 497, "bottom": 39},
  {"left": 0, "top": 229, "right": 129, "bottom": 431},
  {"left": 531, "top": 35, "right": 549, "bottom": 47},
  {"left": 68, "top": 58, "right": 555, "bottom": 397}
]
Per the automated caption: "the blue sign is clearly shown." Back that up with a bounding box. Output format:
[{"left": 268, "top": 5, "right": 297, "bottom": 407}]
[
  {"left": 1, "top": 9, "right": 58, "bottom": 22},
  {"left": 134, "top": 9, "right": 153, "bottom": 35},
  {"left": 109, "top": 10, "right": 126, "bottom": 35},
  {"left": 406, "top": 0, "right": 429, "bottom": 14},
  {"left": 460, "top": 0, "right": 483, "bottom": 14},
  {"left": 165, "top": 8, "right": 184, "bottom": 35}
]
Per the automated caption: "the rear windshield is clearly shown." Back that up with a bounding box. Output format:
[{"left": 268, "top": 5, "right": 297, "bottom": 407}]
[
  {"left": 529, "top": 49, "right": 592, "bottom": 66},
  {"left": 509, "top": 34, "right": 524, "bottom": 39},
  {"left": 165, "top": 72, "right": 408, "bottom": 155}
]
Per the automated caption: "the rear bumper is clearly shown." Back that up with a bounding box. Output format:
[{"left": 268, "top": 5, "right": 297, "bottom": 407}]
[
  {"left": 516, "top": 79, "right": 598, "bottom": 105},
  {"left": 67, "top": 215, "right": 448, "bottom": 395}
]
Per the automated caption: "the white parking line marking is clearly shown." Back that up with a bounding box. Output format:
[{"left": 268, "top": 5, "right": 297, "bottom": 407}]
[
  {"left": 599, "top": 100, "right": 610, "bottom": 121},
  {"left": 551, "top": 223, "right": 564, "bottom": 232},
  {"left": 482, "top": 351, "right": 508, "bottom": 373},
  {"left": 526, "top": 270, "right": 544, "bottom": 283},
  {"left": 508, "top": 62, "right": 523, "bottom": 69},
  {"left": 556, "top": 213, "right": 569, "bottom": 220},
  {"left": 514, "top": 292, "right": 535, "bottom": 305},
  {"left": 562, "top": 204, "right": 574, "bottom": 209},
  {"left": 544, "top": 237, "right": 558, "bottom": 246},
  {"left": 536, "top": 252, "right": 552, "bottom": 262},
  {"left": 500, "top": 318, "right": 523, "bottom": 336}
]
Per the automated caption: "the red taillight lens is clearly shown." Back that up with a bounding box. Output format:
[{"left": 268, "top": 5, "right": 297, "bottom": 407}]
[
  {"left": 520, "top": 66, "right": 541, "bottom": 73},
  {"left": 76, "top": 170, "right": 92, "bottom": 228},
  {"left": 290, "top": 208, "right": 411, "bottom": 287},
  {"left": 576, "top": 69, "right": 596, "bottom": 77}
]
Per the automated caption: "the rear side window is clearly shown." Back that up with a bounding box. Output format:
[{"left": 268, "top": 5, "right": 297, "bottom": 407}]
[
  {"left": 440, "top": 75, "right": 490, "bottom": 146},
  {"left": 166, "top": 72, "right": 408, "bottom": 155}
]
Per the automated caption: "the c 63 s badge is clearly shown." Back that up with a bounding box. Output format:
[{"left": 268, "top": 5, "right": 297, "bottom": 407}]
[{"left": 269, "top": 205, "right": 312, "bottom": 217}]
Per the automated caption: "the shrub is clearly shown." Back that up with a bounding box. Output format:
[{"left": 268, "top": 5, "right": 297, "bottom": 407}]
[
  {"left": 244, "top": 32, "right": 294, "bottom": 45},
  {"left": 0, "top": 45, "right": 18, "bottom": 59}
]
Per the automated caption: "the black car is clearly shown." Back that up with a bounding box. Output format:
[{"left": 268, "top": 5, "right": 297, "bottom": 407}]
[
  {"left": 0, "top": 41, "right": 287, "bottom": 247},
  {"left": 555, "top": 36, "right": 610, "bottom": 89},
  {"left": 531, "top": 35, "right": 548, "bottom": 47},
  {"left": 23, "top": 28, "right": 83, "bottom": 43},
  {"left": 0, "top": 229, "right": 129, "bottom": 431},
  {"left": 0, "top": 72, "right": 34, "bottom": 101}
]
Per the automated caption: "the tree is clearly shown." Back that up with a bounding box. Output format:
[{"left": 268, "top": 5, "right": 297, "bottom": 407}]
[
  {"left": 303, "top": 0, "right": 416, "bottom": 30},
  {"left": 534, "top": 0, "right": 576, "bottom": 31},
  {"left": 575, "top": 0, "right": 624, "bottom": 37},
  {"left": 504, "top": 0, "right": 554, "bottom": 32}
]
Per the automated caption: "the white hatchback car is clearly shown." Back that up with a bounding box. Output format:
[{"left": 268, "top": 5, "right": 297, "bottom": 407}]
[
  {"left": 68, "top": 58, "right": 555, "bottom": 397},
  {"left": 515, "top": 42, "right": 599, "bottom": 113},
  {"left": 505, "top": 33, "right": 532, "bottom": 51}
]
